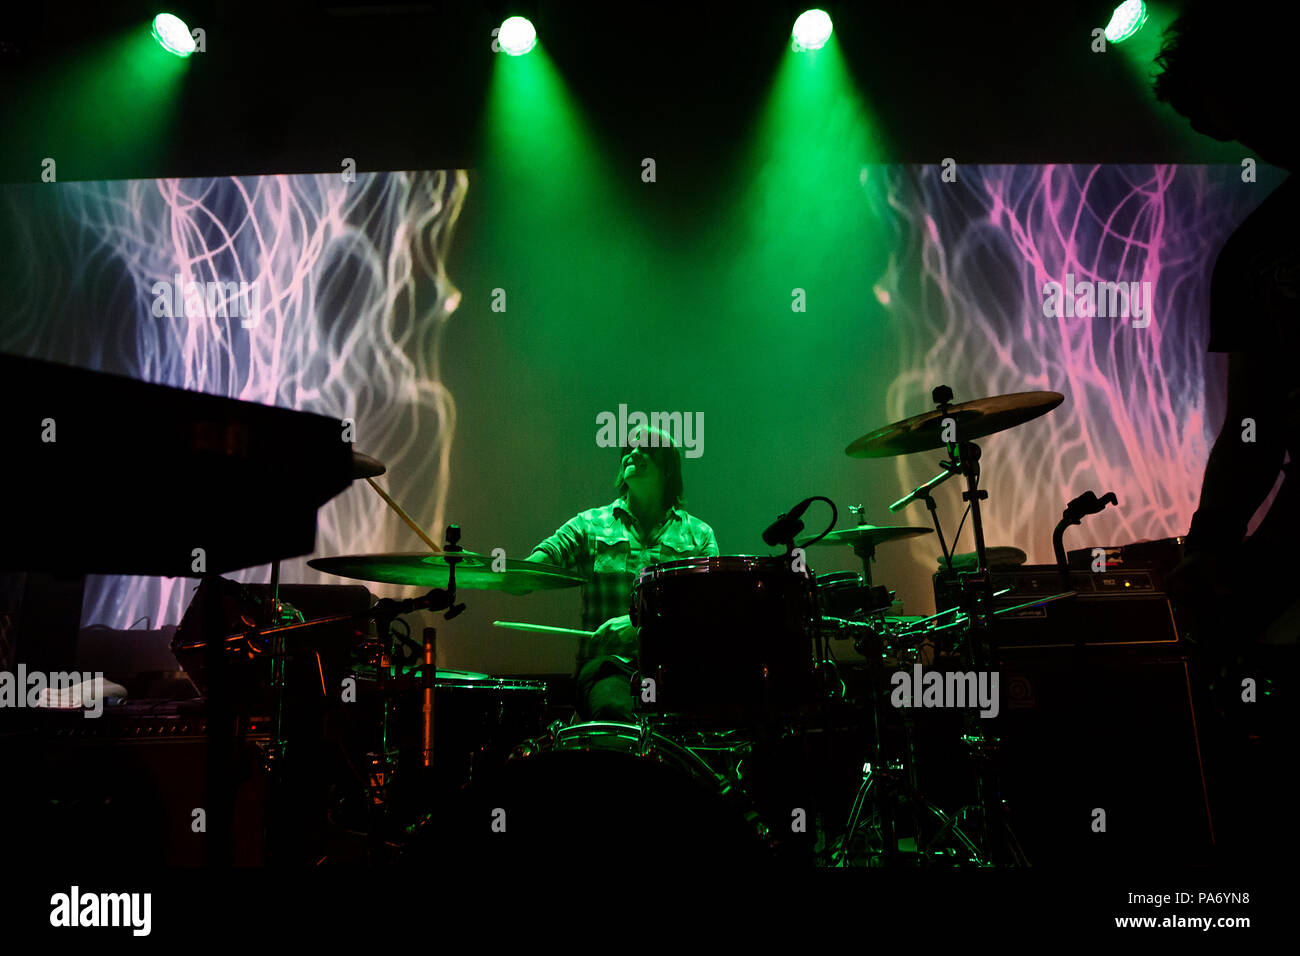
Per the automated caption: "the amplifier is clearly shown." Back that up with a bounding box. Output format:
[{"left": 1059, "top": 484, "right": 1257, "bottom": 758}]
[
  {"left": 0, "top": 701, "right": 269, "bottom": 866},
  {"left": 996, "top": 651, "right": 1214, "bottom": 865},
  {"left": 933, "top": 565, "right": 1180, "bottom": 649},
  {"left": 1066, "top": 536, "right": 1186, "bottom": 586}
]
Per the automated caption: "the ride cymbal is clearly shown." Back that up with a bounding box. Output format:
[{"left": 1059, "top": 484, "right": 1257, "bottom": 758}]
[{"left": 846, "top": 391, "right": 1064, "bottom": 458}]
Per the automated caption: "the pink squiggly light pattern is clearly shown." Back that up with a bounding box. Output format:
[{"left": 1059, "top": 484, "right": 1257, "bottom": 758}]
[{"left": 865, "top": 164, "right": 1270, "bottom": 562}]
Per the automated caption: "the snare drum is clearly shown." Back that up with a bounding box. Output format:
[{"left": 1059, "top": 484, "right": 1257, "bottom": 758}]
[
  {"left": 443, "top": 721, "right": 771, "bottom": 862},
  {"left": 815, "top": 570, "right": 881, "bottom": 620},
  {"left": 632, "top": 555, "right": 818, "bottom": 725},
  {"left": 344, "top": 665, "right": 548, "bottom": 798}
]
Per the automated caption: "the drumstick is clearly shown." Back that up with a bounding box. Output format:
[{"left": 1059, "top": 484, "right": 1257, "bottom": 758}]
[
  {"left": 493, "top": 620, "right": 595, "bottom": 638},
  {"left": 365, "top": 477, "right": 441, "bottom": 553}
]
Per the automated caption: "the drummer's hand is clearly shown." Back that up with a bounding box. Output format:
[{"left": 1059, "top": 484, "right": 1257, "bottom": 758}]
[{"left": 592, "top": 614, "right": 639, "bottom": 658}]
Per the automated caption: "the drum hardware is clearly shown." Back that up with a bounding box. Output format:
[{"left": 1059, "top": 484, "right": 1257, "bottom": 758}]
[
  {"left": 832, "top": 615, "right": 986, "bottom": 866},
  {"left": 450, "top": 719, "right": 773, "bottom": 859},
  {"left": 351, "top": 525, "right": 465, "bottom": 859},
  {"left": 263, "top": 557, "right": 296, "bottom": 865},
  {"left": 162, "top": 383, "right": 1078, "bottom": 866},
  {"left": 815, "top": 574, "right": 894, "bottom": 623},
  {"left": 805, "top": 521, "right": 932, "bottom": 733},
  {"left": 797, "top": 514, "right": 930, "bottom": 589},
  {"left": 209, "top": 523, "right": 479, "bottom": 860},
  {"left": 845, "top": 388, "right": 1065, "bottom": 458},
  {"left": 904, "top": 439, "right": 1002, "bottom": 863},
  {"left": 263, "top": 449, "right": 387, "bottom": 801},
  {"left": 305, "top": 530, "right": 579, "bottom": 853},
  {"left": 835, "top": 385, "right": 1065, "bottom": 867}
]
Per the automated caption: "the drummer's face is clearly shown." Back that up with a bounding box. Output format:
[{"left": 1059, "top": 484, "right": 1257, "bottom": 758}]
[{"left": 621, "top": 447, "right": 661, "bottom": 488}]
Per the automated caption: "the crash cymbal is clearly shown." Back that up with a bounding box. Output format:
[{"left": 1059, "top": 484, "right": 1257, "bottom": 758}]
[
  {"left": 308, "top": 552, "right": 582, "bottom": 594},
  {"left": 846, "top": 391, "right": 1064, "bottom": 458},
  {"left": 350, "top": 451, "right": 387, "bottom": 478},
  {"left": 799, "top": 525, "right": 934, "bottom": 549}
]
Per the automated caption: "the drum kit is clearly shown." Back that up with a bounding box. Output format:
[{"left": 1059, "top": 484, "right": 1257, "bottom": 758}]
[{"left": 212, "top": 385, "right": 1069, "bottom": 866}]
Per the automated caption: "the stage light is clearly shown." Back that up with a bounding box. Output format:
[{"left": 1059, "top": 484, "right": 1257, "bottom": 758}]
[
  {"left": 151, "top": 13, "right": 196, "bottom": 57},
  {"left": 792, "top": 9, "right": 833, "bottom": 52},
  {"left": 498, "top": 16, "right": 537, "bottom": 56},
  {"left": 1104, "top": 1, "right": 1148, "bottom": 43}
]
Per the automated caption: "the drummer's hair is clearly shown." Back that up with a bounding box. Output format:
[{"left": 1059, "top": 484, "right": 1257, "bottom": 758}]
[{"left": 616, "top": 428, "right": 685, "bottom": 509}]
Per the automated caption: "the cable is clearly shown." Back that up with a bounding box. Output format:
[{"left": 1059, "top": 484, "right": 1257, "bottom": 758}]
[
  {"left": 797, "top": 496, "right": 839, "bottom": 548},
  {"left": 950, "top": 504, "right": 971, "bottom": 555}
]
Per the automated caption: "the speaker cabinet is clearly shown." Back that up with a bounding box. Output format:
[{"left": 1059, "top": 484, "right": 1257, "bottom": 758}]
[{"left": 996, "top": 648, "right": 1214, "bottom": 865}]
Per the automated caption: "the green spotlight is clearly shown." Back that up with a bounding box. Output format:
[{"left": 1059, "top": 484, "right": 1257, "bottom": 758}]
[
  {"left": 151, "top": 13, "right": 196, "bottom": 57},
  {"left": 498, "top": 16, "right": 537, "bottom": 56},
  {"left": 792, "top": 9, "right": 833, "bottom": 52},
  {"left": 1104, "top": 1, "right": 1148, "bottom": 43}
]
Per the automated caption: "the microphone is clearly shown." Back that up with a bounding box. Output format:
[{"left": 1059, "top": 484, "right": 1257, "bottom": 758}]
[
  {"left": 889, "top": 466, "right": 957, "bottom": 512},
  {"left": 763, "top": 497, "right": 815, "bottom": 546}
]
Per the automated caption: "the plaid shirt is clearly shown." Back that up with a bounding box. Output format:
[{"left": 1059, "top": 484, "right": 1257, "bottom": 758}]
[{"left": 529, "top": 498, "right": 719, "bottom": 653}]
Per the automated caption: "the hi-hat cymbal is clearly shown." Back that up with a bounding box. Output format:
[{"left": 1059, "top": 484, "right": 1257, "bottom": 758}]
[
  {"left": 308, "top": 552, "right": 582, "bottom": 594},
  {"left": 846, "top": 391, "right": 1064, "bottom": 458},
  {"left": 799, "top": 525, "right": 933, "bottom": 549}
]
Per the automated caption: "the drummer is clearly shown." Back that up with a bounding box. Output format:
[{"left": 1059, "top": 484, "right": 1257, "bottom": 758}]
[{"left": 526, "top": 424, "right": 718, "bottom": 721}]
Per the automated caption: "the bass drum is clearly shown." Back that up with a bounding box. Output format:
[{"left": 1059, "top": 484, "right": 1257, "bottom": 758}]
[{"left": 441, "top": 722, "right": 773, "bottom": 864}]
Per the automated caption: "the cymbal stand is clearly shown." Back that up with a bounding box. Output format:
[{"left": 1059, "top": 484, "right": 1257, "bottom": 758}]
[
  {"left": 358, "top": 525, "right": 466, "bottom": 860},
  {"left": 263, "top": 559, "right": 290, "bottom": 864},
  {"left": 837, "top": 619, "right": 898, "bottom": 865},
  {"left": 943, "top": 432, "right": 1027, "bottom": 867},
  {"left": 260, "top": 561, "right": 319, "bottom": 863},
  {"left": 836, "top": 621, "right": 984, "bottom": 865}
]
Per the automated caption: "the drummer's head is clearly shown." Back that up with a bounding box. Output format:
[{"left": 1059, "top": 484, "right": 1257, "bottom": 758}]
[{"left": 616, "top": 425, "right": 684, "bottom": 509}]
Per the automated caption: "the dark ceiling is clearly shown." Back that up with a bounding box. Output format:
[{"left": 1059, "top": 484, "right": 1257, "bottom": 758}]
[{"left": 0, "top": 0, "right": 1243, "bottom": 184}]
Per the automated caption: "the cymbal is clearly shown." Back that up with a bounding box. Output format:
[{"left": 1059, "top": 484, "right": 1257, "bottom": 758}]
[
  {"left": 350, "top": 451, "right": 387, "bottom": 478},
  {"left": 308, "top": 552, "right": 583, "bottom": 594},
  {"left": 846, "top": 391, "right": 1064, "bottom": 458},
  {"left": 799, "top": 525, "right": 934, "bottom": 549},
  {"left": 350, "top": 665, "right": 491, "bottom": 682}
]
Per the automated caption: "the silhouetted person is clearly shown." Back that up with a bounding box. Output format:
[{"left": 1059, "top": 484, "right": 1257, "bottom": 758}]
[{"left": 1156, "top": 0, "right": 1298, "bottom": 862}]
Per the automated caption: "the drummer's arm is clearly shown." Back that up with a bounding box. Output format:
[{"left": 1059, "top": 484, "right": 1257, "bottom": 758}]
[
  {"left": 526, "top": 523, "right": 631, "bottom": 656},
  {"left": 700, "top": 525, "right": 720, "bottom": 557},
  {"left": 526, "top": 518, "right": 584, "bottom": 571}
]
